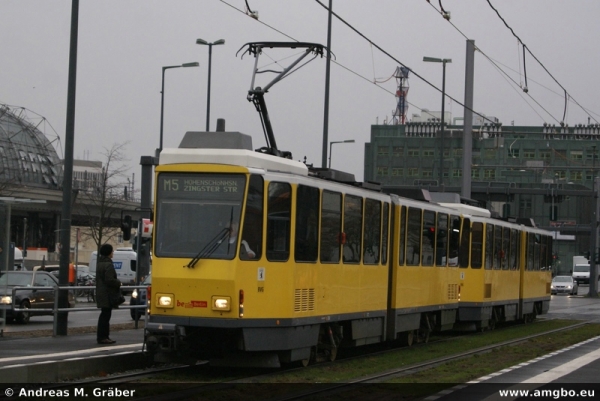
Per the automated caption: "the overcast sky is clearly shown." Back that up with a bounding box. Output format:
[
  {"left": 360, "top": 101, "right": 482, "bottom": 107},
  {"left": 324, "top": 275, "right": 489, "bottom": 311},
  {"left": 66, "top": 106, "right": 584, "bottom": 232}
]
[{"left": 2, "top": 1, "right": 599, "bottom": 188}]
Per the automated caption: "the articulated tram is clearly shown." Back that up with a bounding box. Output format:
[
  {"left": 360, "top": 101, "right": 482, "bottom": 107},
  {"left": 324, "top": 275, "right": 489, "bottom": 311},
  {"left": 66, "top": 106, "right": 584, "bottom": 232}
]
[{"left": 144, "top": 130, "right": 552, "bottom": 367}]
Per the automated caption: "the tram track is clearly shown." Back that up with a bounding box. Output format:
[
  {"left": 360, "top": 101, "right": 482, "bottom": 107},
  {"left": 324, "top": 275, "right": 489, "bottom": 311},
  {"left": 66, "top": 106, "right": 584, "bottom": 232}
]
[
  {"left": 57, "top": 320, "right": 594, "bottom": 401},
  {"left": 254, "top": 321, "right": 595, "bottom": 401}
]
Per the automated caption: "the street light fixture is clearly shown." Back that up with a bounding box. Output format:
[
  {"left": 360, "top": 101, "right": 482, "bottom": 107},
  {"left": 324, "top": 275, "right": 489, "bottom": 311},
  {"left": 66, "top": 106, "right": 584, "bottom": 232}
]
[
  {"left": 423, "top": 56, "right": 451, "bottom": 187},
  {"left": 329, "top": 139, "right": 355, "bottom": 169},
  {"left": 158, "top": 62, "right": 199, "bottom": 155},
  {"left": 196, "top": 38, "right": 225, "bottom": 131}
]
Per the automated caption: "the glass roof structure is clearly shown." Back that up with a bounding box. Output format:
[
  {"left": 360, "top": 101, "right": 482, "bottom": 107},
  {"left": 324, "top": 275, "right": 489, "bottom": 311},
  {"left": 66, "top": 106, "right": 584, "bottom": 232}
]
[{"left": 0, "top": 104, "right": 62, "bottom": 189}]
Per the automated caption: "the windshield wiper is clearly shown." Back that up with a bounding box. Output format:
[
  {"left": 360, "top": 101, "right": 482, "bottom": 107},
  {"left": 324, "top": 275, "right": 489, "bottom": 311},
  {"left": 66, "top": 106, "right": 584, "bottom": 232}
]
[
  {"left": 187, "top": 227, "right": 230, "bottom": 268},
  {"left": 187, "top": 208, "right": 235, "bottom": 268}
]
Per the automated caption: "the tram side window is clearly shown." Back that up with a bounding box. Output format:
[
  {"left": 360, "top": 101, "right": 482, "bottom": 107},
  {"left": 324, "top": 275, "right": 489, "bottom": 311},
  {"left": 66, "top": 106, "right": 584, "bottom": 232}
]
[
  {"left": 321, "top": 190, "right": 342, "bottom": 263},
  {"left": 266, "top": 182, "right": 291, "bottom": 261},
  {"left": 363, "top": 199, "right": 381, "bottom": 264},
  {"left": 343, "top": 195, "right": 363, "bottom": 263},
  {"left": 543, "top": 235, "right": 551, "bottom": 270},
  {"left": 471, "top": 222, "right": 483, "bottom": 269},
  {"left": 459, "top": 218, "right": 471, "bottom": 268},
  {"left": 502, "top": 227, "right": 510, "bottom": 270},
  {"left": 406, "top": 208, "right": 422, "bottom": 266},
  {"left": 295, "top": 185, "right": 319, "bottom": 262},
  {"left": 494, "top": 225, "right": 502, "bottom": 270},
  {"left": 526, "top": 233, "right": 535, "bottom": 271},
  {"left": 448, "top": 215, "right": 460, "bottom": 267},
  {"left": 509, "top": 228, "right": 519, "bottom": 270},
  {"left": 485, "top": 224, "right": 493, "bottom": 270},
  {"left": 241, "top": 174, "right": 264, "bottom": 260},
  {"left": 398, "top": 206, "right": 406, "bottom": 265},
  {"left": 548, "top": 235, "right": 553, "bottom": 269},
  {"left": 436, "top": 213, "right": 449, "bottom": 266},
  {"left": 422, "top": 210, "right": 435, "bottom": 267},
  {"left": 533, "top": 234, "right": 541, "bottom": 271},
  {"left": 540, "top": 235, "right": 548, "bottom": 270},
  {"left": 381, "top": 203, "right": 389, "bottom": 265}
]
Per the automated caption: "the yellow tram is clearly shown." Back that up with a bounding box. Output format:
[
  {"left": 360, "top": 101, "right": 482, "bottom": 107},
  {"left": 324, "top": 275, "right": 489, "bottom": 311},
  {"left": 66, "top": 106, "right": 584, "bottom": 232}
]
[
  {"left": 450, "top": 205, "right": 552, "bottom": 330},
  {"left": 146, "top": 131, "right": 392, "bottom": 366},
  {"left": 143, "top": 131, "right": 553, "bottom": 367},
  {"left": 387, "top": 198, "right": 462, "bottom": 345}
]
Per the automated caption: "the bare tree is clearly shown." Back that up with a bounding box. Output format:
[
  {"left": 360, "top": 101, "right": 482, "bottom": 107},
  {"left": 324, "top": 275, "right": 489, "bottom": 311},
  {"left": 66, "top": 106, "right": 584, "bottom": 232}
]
[{"left": 78, "top": 142, "right": 131, "bottom": 252}]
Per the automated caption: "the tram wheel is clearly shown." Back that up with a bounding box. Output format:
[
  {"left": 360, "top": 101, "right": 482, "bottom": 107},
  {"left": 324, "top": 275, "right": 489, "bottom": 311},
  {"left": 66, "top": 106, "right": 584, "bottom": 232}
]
[
  {"left": 327, "top": 347, "right": 338, "bottom": 362},
  {"left": 300, "top": 347, "right": 316, "bottom": 367},
  {"left": 488, "top": 318, "right": 497, "bottom": 331},
  {"left": 399, "top": 330, "right": 414, "bottom": 347}
]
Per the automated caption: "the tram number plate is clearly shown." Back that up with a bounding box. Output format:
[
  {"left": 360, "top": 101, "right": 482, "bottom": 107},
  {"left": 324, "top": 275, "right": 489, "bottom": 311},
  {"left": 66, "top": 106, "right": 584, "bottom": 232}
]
[{"left": 257, "top": 267, "right": 265, "bottom": 281}]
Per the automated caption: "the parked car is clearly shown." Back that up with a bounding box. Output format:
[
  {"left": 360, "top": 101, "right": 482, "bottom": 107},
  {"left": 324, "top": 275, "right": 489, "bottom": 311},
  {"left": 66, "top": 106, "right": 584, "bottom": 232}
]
[
  {"left": 130, "top": 274, "right": 151, "bottom": 320},
  {"left": 48, "top": 268, "right": 93, "bottom": 281},
  {"left": 35, "top": 264, "right": 89, "bottom": 280},
  {"left": 0, "top": 271, "right": 74, "bottom": 324},
  {"left": 551, "top": 275, "right": 579, "bottom": 295}
]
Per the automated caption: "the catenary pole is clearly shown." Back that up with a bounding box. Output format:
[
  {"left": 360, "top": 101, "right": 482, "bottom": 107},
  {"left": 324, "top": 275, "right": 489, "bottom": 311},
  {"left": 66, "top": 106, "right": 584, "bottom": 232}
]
[{"left": 57, "top": 0, "right": 79, "bottom": 336}]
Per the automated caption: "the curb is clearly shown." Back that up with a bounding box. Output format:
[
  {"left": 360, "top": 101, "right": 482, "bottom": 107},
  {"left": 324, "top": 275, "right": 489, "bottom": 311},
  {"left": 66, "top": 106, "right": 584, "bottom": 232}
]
[{"left": 0, "top": 351, "right": 149, "bottom": 383}]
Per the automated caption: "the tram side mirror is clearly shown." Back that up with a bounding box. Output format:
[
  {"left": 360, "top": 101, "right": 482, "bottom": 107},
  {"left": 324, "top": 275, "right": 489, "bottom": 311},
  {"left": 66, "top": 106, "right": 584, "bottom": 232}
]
[{"left": 121, "top": 215, "right": 133, "bottom": 241}]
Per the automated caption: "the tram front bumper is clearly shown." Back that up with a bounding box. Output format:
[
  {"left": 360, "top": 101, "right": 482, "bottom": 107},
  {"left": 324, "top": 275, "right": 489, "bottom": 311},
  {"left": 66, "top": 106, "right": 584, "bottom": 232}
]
[{"left": 145, "top": 322, "right": 186, "bottom": 353}]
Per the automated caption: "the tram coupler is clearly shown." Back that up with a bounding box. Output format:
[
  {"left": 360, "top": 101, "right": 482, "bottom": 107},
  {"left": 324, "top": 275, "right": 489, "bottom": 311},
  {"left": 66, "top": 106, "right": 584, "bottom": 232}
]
[{"left": 145, "top": 322, "right": 185, "bottom": 354}]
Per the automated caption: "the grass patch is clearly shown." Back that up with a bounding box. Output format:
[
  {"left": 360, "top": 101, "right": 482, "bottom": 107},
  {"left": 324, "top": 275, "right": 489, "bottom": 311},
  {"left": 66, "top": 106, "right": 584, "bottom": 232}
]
[
  {"left": 144, "top": 319, "right": 600, "bottom": 390},
  {"left": 259, "top": 320, "right": 598, "bottom": 384},
  {"left": 387, "top": 323, "right": 600, "bottom": 384},
  {"left": 136, "top": 320, "right": 600, "bottom": 401}
]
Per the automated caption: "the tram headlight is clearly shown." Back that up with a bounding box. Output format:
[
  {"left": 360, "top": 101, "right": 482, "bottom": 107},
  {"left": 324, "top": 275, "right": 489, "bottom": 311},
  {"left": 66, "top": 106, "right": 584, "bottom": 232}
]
[
  {"left": 0, "top": 295, "right": 11, "bottom": 305},
  {"left": 156, "top": 293, "right": 174, "bottom": 308},
  {"left": 212, "top": 296, "right": 231, "bottom": 311}
]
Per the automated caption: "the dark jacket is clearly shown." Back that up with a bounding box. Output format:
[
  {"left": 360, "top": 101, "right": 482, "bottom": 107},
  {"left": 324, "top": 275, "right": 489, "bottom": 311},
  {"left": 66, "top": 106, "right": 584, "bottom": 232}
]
[{"left": 95, "top": 255, "right": 121, "bottom": 309}]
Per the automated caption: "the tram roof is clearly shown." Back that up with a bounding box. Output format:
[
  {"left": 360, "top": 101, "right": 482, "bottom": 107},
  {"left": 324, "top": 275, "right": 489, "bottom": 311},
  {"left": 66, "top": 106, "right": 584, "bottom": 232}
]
[
  {"left": 159, "top": 130, "right": 309, "bottom": 176},
  {"left": 437, "top": 202, "right": 492, "bottom": 218},
  {"left": 159, "top": 148, "right": 309, "bottom": 176}
]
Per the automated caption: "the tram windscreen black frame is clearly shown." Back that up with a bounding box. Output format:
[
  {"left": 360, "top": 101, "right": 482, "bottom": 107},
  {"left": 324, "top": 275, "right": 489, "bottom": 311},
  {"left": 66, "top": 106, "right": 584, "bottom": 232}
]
[{"left": 154, "top": 173, "right": 246, "bottom": 259}]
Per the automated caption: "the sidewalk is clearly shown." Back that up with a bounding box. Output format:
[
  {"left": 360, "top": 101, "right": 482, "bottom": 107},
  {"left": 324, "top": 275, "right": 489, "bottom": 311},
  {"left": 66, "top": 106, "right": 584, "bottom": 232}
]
[{"left": 0, "top": 326, "right": 146, "bottom": 383}]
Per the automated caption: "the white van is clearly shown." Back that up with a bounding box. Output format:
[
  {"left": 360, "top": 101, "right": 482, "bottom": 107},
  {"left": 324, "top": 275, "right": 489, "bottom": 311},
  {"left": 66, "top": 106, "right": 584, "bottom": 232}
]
[
  {"left": 572, "top": 263, "right": 590, "bottom": 284},
  {"left": 14, "top": 247, "right": 24, "bottom": 270},
  {"left": 89, "top": 248, "right": 137, "bottom": 284}
]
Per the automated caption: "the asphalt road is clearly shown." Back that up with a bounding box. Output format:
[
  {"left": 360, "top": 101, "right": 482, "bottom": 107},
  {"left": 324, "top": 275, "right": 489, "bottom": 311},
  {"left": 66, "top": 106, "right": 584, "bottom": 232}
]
[
  {"left": 0, "top": 299, "right": 142, "bottom": 333},
  {"left": 2, "top": 285, "right": 595, "bottom": 334}
]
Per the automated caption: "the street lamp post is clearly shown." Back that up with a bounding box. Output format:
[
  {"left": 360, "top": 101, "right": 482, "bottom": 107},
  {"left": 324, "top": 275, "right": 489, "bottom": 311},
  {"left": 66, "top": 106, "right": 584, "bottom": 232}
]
[
  {"left": 423, "top": 56, "right": 451, "bottom": 187},
  {"left": 159, "top": 62, "right": 199, "bottom": 155},
  {"left": 196, "top": 38, "right": 225, "bottom": 131},
  {"left": 329, "top": 139, "right": 355, "bottom": 169}
]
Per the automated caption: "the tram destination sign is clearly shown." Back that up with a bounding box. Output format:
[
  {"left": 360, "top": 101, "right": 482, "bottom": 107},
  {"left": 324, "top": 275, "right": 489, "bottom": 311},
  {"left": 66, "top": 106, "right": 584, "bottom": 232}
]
[{"left": 158, "top": 173, "right": 245, "bottom": 200}]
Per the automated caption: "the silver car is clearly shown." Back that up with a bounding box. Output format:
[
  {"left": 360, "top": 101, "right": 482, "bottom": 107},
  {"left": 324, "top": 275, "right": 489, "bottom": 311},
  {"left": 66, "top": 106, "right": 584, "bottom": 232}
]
[
  {"left": 551, "top": 275, "right": 579, "bottom": 295},
  {"left": 0, "top": 271, "right": 74, "bottom": 323}
]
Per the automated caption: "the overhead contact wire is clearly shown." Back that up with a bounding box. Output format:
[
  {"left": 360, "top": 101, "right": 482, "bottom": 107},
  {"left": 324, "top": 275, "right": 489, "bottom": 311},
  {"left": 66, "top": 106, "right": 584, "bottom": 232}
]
[{"left": 314, "top": 0, "right": 497, "bottom": 125}]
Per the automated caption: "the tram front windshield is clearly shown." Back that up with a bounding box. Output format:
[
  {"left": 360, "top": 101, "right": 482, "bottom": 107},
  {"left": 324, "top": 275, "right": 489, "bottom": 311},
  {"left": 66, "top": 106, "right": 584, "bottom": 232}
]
[{"left": 155, "top": 173, "right": 246, "bottom": 259}]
